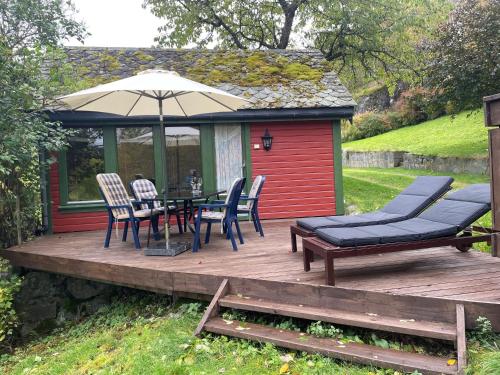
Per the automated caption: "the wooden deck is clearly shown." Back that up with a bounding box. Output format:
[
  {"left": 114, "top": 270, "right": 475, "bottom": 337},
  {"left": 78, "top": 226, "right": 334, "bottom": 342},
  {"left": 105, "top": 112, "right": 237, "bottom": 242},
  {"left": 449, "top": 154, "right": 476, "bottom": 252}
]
[{"left": 3, "top": 220, "right": 500, "bottom": 330}]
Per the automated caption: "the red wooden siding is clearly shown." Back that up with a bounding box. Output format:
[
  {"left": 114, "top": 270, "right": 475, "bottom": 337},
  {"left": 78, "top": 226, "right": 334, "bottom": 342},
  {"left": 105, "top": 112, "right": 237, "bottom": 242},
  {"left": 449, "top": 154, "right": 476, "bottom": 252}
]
[
  {"left": 50, "top": 161, "right": 109, "bottom": 233},
  {"left": 250, "top": 120, "right": 336, "bottom": 219}
]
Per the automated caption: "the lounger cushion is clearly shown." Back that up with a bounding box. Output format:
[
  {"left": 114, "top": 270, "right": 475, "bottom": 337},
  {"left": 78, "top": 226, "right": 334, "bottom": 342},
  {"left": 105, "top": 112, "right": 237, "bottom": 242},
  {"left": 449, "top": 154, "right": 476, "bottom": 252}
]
[
  {"left": 380, "top": 195, "right": 430, "bottom": 215},
  {"left": 418, "top": 200, "right": 490, "bottom": 229},
  {"left": 316, "top": 218, "right": 457, "bottom": 247},
  {"left": 296, "top": 212, "right": 403, "bottom": 230},
  {"left": 399, "top": 176, "right": 453, "bottom": 197},
  {"left": 445, "top": 183, "right": 490, "bottom": 205},
  {"left": 297, "top": 175, "right": 453, "bottom": 230}
]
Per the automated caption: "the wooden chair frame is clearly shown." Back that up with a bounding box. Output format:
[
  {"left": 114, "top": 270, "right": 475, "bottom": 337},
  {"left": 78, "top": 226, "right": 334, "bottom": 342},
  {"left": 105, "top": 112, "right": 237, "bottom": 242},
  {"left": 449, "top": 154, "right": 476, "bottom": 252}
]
[{"left": 302, "top": 229, "right": 494, "bottom": 286}]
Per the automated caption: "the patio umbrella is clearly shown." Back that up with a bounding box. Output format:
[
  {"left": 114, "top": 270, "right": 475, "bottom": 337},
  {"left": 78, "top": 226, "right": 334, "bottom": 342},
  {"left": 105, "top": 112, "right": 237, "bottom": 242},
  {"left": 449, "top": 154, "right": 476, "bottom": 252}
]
[{"left": 56, "top": 69, "right": 248, "bottom": 254}]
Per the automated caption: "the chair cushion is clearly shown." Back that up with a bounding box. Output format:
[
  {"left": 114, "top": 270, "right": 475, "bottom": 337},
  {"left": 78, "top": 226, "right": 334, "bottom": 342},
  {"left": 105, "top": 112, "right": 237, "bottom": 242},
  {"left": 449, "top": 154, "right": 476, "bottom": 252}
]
[
  {"left": 445, "top": 183, "right": 490, "bottom": 205},
  {"left": 297, "top": 176, "right": 453, "bottom": 231},
  {"left": 380, "top": 195, "right": 430, "bottom": 216},
  {"left": 297, "top": 212, "right": 402, "bottom": 231},
  {"left": 418, "top": 199, "right": 490, "bottom": 229},
  {"left": 116, "top": 208, "right": 162, "bottom": 220},
  {"left": 131, "top": 179, "right": 161, "bottom": 210},
  {"left": 197, "top": 211, "right": 225, "bottom": 220},
  {"left": 316, "top": 218, "right": 457, "bottom": 247},
  {"left": 399, "top": 176, "right": 453, "bottom": 197}
]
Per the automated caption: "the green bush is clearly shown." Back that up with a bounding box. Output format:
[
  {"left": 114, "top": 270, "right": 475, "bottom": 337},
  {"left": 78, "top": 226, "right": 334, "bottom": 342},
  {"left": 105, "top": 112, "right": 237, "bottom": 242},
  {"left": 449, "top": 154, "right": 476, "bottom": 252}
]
[
  {"left": 343, "top": 111, "right": 408, "bottom": 142},
  {"left": 0, "top": 259, "right": 22, "bottom": 350},
  {"left": 393, "top": 87, "right": 446, "bottom": 126}
]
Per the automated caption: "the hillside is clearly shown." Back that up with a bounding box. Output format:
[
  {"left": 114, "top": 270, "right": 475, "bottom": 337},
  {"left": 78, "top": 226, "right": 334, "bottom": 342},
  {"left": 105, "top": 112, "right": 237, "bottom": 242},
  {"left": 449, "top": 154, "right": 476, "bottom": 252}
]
[{"left": 343, "top": 110, "right": 488, "bottom": 158}]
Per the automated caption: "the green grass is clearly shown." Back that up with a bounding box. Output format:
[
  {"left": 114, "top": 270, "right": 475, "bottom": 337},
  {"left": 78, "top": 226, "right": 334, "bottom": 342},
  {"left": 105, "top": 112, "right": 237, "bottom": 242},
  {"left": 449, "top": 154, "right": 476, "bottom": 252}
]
[
  {"left": 343, "top": 110, "right": 488, "bottom": 158},
  {"left": 0, "top": 298, "right": 386, "bottom": 375}
]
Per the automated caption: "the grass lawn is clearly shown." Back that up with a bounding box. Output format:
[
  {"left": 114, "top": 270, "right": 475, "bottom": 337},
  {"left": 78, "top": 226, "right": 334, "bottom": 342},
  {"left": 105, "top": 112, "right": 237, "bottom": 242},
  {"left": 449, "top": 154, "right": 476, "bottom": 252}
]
[{"left": 343, "top": 110, "right": 489, "bottom": 158}]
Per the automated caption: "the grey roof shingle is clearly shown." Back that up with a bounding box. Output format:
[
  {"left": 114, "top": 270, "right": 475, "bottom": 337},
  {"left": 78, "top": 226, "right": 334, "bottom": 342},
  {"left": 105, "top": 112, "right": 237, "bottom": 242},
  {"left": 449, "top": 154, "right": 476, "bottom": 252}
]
[{"left": 57, "top": 47, "right": 355, "bottom": 110}]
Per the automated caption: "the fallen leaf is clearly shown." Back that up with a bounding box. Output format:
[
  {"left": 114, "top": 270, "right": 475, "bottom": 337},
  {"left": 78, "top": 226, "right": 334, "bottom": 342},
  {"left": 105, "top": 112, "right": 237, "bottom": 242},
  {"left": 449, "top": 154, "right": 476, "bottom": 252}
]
[
  {"left": 337, "top": 345, "right": 346, "bottom": 348},
  {"left": 243, "top": 296, "right": 251, "bottom": 299},
  {"left": 223, "top": 319, "right": 233, "bottom": 325},
  {"left": 236, "top": 293, "right": 243, "bottom": 298},
  {"left": 447, "top": 359, "right": 457, "bottom": 366},
  {"left": 280, "top": 354, "right": 294, "bottom": 363},
  {"left": 400, "top": 319, "right": 416, "bottom": 323},
  {"left": 279, "top": 363, "right": 289, "bottom": 374},
  {"left": 236, "top": 326, "right": 250, "bottom": 331},
  {"left": 366, "top": 313, "right": 378, "bottom": 317}
]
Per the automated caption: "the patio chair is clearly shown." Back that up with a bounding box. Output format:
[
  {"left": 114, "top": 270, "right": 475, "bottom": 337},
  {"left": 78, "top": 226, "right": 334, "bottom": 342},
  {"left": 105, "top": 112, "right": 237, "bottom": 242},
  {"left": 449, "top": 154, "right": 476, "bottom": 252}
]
[
  {"left": 302, "top": 184, "right": 493, "bottom": 285},
  {"left": 96, "top": 173, "right": 161, "bottom": 249},
  {"left": 129, "top": 178, "right": 184, "bottom": 234},
  {"left": 238, "top": 175, "right": 266, "bottom": 237},
  {"left": 193, "top": 177, "right": 246, "bottom": 252},
  {"left": 291, "top": 175, "right": 454, "bottom": 252}
]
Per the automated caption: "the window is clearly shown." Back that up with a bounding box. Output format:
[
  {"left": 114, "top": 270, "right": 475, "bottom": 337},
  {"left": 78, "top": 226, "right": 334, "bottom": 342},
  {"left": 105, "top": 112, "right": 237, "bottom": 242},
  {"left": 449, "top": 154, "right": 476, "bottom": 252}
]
[
  {"left": 214, "top": 124, "right": 243, "bottom": 190},
  {"left": 66, "top": 128, "right": 104, "bottom": 202},
  {"left": 166, "top": 126, "right": 201, "bottom": 192},
  {"left": 117, "top": 127, "right": 155, "bottom": 189}
]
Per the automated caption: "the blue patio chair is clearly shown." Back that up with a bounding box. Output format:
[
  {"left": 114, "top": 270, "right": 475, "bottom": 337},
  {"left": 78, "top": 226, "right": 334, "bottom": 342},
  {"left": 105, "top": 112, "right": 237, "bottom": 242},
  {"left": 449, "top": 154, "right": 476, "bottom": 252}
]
[
  {"left": 96, "top": 173, "right": 161, "bottom": 249},
  {"left": 193, "top": 177, "right": 246, "bottom": 252},
  {"left": 238, "top": 175, "right": 266, "bottom": 237},
  {"left": 129, "top": 178, "right": 183, "bottom": 234}
]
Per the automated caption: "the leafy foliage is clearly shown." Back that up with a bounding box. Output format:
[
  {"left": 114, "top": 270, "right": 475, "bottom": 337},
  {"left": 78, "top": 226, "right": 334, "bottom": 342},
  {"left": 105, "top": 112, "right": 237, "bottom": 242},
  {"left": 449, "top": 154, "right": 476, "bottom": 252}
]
[
  {"left": 0, "top": 259, "right": 22, "bottom": 350},
  {"left": 0, "top": 0, "right": 84, "bottom": 248},
  {"left": 424, "top": 0, "right": 500, "bottom": 112},
  {"left": 143, "top": 0, "right": 450, "bottom": 85}
]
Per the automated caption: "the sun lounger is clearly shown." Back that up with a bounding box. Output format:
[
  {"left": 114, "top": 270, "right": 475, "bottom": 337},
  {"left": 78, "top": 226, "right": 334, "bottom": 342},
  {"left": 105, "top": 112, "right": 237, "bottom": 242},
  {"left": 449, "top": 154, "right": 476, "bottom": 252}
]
[
  {"left": 290, "top": 176, "right": 454, "bottom": 252},
  {"left": 302, "top": 184, "right": 492, "bottom": 285}
]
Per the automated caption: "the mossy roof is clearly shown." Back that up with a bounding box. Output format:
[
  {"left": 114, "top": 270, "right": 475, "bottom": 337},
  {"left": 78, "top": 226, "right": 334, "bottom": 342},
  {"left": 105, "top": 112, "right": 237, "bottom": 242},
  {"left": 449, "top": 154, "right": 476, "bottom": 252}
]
[{"left": 58, "top": 47, "right": 355, "bottom": 110}]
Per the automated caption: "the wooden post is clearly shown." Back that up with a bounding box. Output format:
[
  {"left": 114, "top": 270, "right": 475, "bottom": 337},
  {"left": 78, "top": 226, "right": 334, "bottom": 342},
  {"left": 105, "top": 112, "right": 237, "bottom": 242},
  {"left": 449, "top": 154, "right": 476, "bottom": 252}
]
[
  {"left": 485, "top": 94, "right": 500, "bottom": 257},
  {"left": 456, "top": 304, "right": 467, "bottom": 375}
]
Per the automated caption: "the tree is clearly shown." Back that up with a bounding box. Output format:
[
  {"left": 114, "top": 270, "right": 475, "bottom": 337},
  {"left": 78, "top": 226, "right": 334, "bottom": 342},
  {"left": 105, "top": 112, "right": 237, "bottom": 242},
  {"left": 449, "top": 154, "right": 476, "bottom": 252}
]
[
  {"left": 0, "top": 0, "right": 85, "bottom": 247},
  {"left": 143, "top": 0, "right": 450, "bottom": 84},
  {"left": 424, "top": 0, "right": 500, "bottom": 112}
]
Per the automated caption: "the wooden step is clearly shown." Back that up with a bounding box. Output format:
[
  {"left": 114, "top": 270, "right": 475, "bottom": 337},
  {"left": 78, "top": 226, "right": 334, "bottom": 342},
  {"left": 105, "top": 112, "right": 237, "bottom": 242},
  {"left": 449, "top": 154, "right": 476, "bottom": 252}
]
[
  {"left": 219, "top": 294, "right": 457, "bottom": 341},
  {"left": 204, "top": 318, "right": 457, "bottom": 375}
]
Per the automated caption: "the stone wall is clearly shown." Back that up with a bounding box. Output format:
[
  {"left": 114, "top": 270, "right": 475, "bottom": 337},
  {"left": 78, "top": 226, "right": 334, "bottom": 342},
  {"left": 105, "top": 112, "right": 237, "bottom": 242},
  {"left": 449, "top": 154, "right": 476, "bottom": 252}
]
[
  {"left": 343, "top": 150, "right": 489, "bottom": 174},
  {"left": 342, "top": 151, "right": 406, "bottom": 168},
  {"left": 13, "top": 269, "right": 151, "bottom": 338}
]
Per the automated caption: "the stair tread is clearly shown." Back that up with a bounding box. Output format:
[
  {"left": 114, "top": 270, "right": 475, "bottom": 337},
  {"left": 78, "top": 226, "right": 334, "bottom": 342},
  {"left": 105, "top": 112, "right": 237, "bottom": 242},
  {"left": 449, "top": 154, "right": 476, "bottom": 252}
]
[
  {"left": 220, "top": 294, "right": 457, "bottom": 341},
  {"left": 205, "top": 317, "right": 457, "bottom": 375}
]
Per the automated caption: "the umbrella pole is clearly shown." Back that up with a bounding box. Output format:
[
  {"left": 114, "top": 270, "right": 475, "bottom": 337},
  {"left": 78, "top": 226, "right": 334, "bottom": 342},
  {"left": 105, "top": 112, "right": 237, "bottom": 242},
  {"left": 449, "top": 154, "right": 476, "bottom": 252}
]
[{"left": 158, "top": 99, "right": 170, "bottom": 252}]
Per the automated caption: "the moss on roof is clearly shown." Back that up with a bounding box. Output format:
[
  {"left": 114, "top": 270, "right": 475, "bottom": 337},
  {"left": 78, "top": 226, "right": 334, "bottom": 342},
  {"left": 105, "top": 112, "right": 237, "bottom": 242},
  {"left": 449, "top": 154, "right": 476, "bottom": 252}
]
[{"left": 52, "top": 47, "right": 356, "bottom": 110}]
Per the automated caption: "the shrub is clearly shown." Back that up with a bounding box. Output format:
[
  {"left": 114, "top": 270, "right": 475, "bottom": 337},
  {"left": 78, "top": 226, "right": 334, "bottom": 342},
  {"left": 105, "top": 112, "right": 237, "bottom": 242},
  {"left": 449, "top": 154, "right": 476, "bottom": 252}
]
[
  {"left": 393, "top": 87, "right": 446, "bottom": 126},
  {"left": 0, "top": 259, "right": 22, "bottom": 350},
  {"left": 343, "top": 111, "right": 399, "bottom": 142}
]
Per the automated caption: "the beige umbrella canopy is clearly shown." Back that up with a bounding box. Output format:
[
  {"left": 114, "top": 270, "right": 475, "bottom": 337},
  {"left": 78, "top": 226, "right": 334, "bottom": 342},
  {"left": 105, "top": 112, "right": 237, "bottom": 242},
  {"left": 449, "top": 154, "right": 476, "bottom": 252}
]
[
  {"left": 57, "top": 69, "right": 246, "bottom": 116},
  {"left": 56, "top": 69, "right": 248, "bottom": 254}
]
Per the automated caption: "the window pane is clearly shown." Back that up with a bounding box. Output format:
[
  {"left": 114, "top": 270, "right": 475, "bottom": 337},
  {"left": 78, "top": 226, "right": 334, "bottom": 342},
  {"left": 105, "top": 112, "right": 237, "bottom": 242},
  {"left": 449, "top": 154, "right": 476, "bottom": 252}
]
[
  {"left": 166, "top": 126, "right": 201, "bottom": 192},
  {"left": 67, "top": 128, "right": 104, "bottom": 202},
  {"left": 117, "top": 127, "right": 155, "bottom": 190},
  {"left": 214, "top": 124, "right": 242, "bottom": 190}
]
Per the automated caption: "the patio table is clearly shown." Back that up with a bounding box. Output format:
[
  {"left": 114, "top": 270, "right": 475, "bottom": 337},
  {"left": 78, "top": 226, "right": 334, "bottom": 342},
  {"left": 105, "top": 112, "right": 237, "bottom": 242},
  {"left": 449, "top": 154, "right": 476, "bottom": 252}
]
[{"left": 143, "top": 189, "right": 225, "bottom": 247}]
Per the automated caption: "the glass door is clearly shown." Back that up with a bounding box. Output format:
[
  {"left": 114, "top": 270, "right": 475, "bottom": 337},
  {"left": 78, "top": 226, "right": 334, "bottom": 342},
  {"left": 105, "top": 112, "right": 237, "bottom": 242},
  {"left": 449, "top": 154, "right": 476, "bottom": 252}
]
[{"left": 214, "top": 124, "right": 243, "bottom": 190}]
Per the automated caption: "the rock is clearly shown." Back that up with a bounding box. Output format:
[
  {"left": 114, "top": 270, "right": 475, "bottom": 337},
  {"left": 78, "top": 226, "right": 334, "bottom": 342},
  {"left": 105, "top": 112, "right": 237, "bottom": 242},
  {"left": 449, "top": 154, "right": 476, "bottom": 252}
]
[
  {"left": 356, "top": 86, "right": 390, "bottom": 113},
  {"left": 66, "top": 278, "right": 111, "bottom": 300}
]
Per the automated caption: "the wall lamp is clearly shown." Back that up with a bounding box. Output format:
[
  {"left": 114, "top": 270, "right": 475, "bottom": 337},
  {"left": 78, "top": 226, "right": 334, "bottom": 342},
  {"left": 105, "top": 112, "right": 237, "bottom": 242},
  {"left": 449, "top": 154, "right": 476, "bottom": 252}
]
[{"left": 261, "top": 128, "right": 273, "bottom": 151}]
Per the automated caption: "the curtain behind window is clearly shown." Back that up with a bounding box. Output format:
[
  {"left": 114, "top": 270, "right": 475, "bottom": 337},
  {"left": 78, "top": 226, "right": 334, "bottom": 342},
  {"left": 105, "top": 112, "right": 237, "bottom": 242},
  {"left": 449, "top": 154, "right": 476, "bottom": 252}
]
[{"left": 214, "top": 124, "right": 242, "bottom": 190}]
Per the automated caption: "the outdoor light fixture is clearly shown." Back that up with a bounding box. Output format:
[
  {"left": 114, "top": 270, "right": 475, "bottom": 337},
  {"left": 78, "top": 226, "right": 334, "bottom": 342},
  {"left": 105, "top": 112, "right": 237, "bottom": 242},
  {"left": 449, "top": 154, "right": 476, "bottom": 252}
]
[{"left": 261, "top": 128, "right": 273, "bottom": 151}]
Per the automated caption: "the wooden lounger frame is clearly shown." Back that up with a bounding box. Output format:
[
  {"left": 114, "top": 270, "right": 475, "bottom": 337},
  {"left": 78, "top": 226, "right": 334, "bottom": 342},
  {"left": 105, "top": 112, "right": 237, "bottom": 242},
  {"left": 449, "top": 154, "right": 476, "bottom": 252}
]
[{"left": 302, "top": 229, "right": 494, "bottom": 286}]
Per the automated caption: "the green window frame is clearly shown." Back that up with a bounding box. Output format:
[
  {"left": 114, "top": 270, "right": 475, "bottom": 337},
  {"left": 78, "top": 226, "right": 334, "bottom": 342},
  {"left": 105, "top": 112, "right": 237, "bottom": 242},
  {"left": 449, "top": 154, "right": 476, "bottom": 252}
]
[
  {"left": 57, "top": 123, "right": 224, "bottom": 212},
  {"left": 58, "top": 126, "right": 116, "bottom": 212}
]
